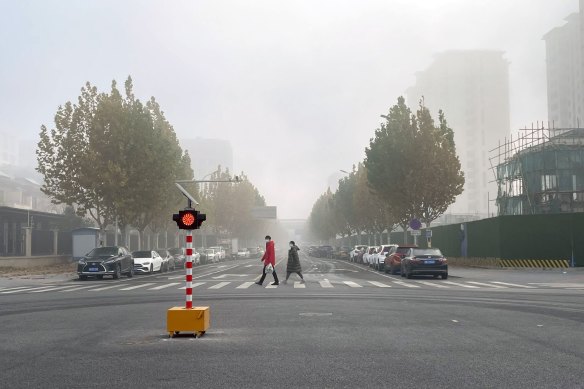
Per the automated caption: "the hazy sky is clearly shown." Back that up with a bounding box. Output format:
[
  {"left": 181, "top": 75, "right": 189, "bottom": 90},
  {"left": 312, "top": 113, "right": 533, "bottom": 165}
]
[{"left": 0, "top": 0, "right": 578, "bottom": 219}]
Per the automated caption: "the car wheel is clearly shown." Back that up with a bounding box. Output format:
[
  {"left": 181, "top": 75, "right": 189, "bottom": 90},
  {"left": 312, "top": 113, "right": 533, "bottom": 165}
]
[
  {"left": 150, "top": 264, "right": 154, "bottom": 274},
  {"left": 433, "top": 274, "right": 439, "bottom": 279},
  {"left": 79, "top": 275, "right": 87, "bottom": 281},
  {"left": 442, "top": 273, "right": 448, "bottom": 280},
  {"left": 406, "top": 267, "right": 413, "bottom": 279},
  {"left": 113, "top": 265, "right": 121, "bottom": 279},
  {"left": 390, "top": 265, "right": 398, "bottom": 275},
  {"left": 400, "top": 267, "right": 406, "bottom": 277},
  {"left": 127, "top": 265, "right": 134, "bottom": 278}
]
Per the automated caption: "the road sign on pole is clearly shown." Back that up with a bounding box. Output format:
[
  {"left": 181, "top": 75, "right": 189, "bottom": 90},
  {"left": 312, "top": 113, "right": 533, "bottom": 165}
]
[{"left": 410, "top": 230, "right": 421, "bottom": 236}]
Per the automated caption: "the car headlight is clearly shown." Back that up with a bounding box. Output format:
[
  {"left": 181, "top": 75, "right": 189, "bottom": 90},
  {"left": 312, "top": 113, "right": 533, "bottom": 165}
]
[{"left": 78, "top": 259, "right": 86, "bottom": 265}]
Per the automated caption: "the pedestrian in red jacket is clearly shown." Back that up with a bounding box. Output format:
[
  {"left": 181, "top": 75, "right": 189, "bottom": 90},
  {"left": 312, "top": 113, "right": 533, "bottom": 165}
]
[{"left": 256, "top": 235, "right": 279, "bottom": 286}]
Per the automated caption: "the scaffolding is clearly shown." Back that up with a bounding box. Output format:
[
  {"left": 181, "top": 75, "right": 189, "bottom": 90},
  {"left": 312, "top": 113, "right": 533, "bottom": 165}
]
[{"left": 490, "top": 126, "right": 584, "bottom": 216}]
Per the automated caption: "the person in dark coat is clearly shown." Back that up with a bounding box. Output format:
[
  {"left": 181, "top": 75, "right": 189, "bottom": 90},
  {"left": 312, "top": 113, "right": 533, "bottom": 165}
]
[{"left": 282, "top": 241, "right": 304, "bottom": 284}]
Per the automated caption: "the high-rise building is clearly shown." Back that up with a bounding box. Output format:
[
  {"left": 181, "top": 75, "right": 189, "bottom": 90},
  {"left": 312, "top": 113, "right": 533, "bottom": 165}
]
[
  {"left": 406, "top": 50, "right": 510, "bottom": 216},
  {"left": 544, "top": 13, "right": 582, "bottom": 129},
  {"left": 180, "top": 138, "right": 234, "bottom": 179}
]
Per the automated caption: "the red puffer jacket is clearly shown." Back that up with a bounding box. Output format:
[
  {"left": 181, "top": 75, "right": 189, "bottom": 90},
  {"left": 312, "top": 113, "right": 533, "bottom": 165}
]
[{"left": 261, "top": 241, "right": 276, "bottom": 267}]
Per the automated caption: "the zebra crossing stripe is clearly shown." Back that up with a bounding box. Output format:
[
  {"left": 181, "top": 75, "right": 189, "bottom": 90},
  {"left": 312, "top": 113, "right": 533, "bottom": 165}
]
[
  {"left": 179, "top": 282, "right": 206, "bottom": 289},
  {"left": 319, "top": 280, "right": 333, "bottom": 288},
  {"left": 442, "top": 281, "right": 479, "bottom": 289},
  {"left": 119, "top": 283, "right": 155, "bottom": 291},
  {"left": 0, "top": 286, "right": 30, "bottom": 292},
  {"left": 490, "top": 282, "right": 535, "bottom": 289},
  {"left": 368, "top": 281, "right": 392, "bottom": 288},
  {"left": 148, "top": 282, "right": 181, "bottom": 290},
  {"left": 236, "top": 282, "right": 255, "bottom": 289},
  {"left": 209, "top": 282, "right": 230, "bottom": 289},
  {"left": 343, "top": 281, "right": 362, "bottom": 288},
  {"left": 414, "top": 281, "right": 449, "bottom": 288},
  {"left": 392, "top": 281, "right": 420, "bottom": 288},
  {"left": 59, "top": 285, "right": 99, "bottom": 292},
  {"left": 28, "top": 285, "right": 84, "bottom": 293},
  {"left": 466, "top": 281, "right": 507, "bottom": 289},
  {"left": 265, "top": 283, "right": 278, "bottom": 289},
  {"left": 294, "top": 282, "right": 306, "bottom": 288},
  {"left": 1, "top": 285, "right": 62, "bottom": 294},
  {"left": 88, "top": 285, "right": 122, "bottom": 291}
]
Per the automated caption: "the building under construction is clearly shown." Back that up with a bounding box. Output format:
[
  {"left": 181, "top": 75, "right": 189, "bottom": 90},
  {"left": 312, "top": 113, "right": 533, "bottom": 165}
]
[{"left": 491, "top": 127, "right": 584, "bottom": 216}]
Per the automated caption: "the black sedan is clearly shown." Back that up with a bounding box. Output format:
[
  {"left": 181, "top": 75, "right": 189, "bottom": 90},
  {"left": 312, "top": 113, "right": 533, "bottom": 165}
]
[
  {"left": 401, "top": 247, "right": 448, "bottom": 279},
  {"left": 77, "top": 246, "right": 134, "bottom": 280}
]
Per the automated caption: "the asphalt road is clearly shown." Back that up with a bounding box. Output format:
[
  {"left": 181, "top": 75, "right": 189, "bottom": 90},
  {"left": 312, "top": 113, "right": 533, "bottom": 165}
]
[{"left": 1, "top": 252, "right": 583, "bottom": 388}]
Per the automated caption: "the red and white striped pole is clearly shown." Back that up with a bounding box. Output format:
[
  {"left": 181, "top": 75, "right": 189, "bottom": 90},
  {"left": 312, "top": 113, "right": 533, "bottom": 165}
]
[{"left": 185, "top": 231, "right": 193, "bottom": 309}]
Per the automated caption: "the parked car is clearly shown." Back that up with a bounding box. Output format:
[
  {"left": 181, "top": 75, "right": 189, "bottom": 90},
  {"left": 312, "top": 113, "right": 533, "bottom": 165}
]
[
  {"left": 334, "top": 246, "right": 352, "bottom": 260},
  {"left": 308, "top": 246, "right": 318, "bottom": 257},
  {"left": 168, "top": 248, "right": 185, "bottom": 267},
  {"left": 362, "top": 246, "right": 377, "bottom": 265},
  {"left": 385, "top": 244, "right": 418, "bottom": 274},
  {"left": 318, "top": 245, "right": 334, "bottom": 258},
  {"left": 371, "top": 244, "right": 397, "bottom": 271},
  {"left": 158, "top": 249, "right": 176, "bottom": 271},
  {"left": 237, "top": 248, "right": 250, "bottom": 259},
  {"left": 209, "top": 246, "right": 226, "bottom": 261},
  {"left": 132, "top": 250, "right": 164, "bottom": 274},
  {"left": 77, "top": 246, "right": 134, "bottom": 280},
  {"left": 401, "top": 247, "right": 448, "bottom": 279},
  {"left": 350, "top": 245, "right": 367, "bottom": 262},
  {"left": 205, "top": 248, "right": 219, "bottom": 263}
]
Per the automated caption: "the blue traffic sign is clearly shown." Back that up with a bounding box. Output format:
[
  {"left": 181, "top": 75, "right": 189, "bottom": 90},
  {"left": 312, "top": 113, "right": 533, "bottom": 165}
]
[{"left": 409, "top": 219, "right": 422, "bottom": 230}]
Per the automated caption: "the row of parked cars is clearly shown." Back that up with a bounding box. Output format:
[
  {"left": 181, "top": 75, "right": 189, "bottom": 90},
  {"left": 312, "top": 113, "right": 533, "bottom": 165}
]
[
  {"left": 77, "top": 244, "right": 259, "bottom": 280},
  {"left": 348, "top": 244, "right": 449, "bottom": 279}
]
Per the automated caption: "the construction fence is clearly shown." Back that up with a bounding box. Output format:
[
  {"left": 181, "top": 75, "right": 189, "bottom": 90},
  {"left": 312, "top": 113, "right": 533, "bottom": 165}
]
[{"left": 386, "top": 213, "right": 584, "bottom": 268}]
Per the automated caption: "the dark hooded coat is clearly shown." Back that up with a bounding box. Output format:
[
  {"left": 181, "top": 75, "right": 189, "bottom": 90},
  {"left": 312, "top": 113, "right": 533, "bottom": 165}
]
[{"left": 286, "top": 245, "right": 302, "bottom": 273}]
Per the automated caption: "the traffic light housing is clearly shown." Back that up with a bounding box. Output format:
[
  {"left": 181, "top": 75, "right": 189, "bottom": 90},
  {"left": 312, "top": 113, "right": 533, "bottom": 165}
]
[{"left": 173, "top": 209, "right": 206, "bottom": 230}]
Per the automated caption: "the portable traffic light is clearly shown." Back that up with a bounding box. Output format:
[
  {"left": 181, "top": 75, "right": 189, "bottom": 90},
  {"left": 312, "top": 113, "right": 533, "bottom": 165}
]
[{"left": 173, "top": 209, "right": 206, "bottom": 230}]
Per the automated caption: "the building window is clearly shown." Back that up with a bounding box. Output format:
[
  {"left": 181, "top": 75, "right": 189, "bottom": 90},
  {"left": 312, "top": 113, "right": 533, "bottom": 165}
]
[{"left": 541, "top": 174, "right": 558, "bottom": 191}]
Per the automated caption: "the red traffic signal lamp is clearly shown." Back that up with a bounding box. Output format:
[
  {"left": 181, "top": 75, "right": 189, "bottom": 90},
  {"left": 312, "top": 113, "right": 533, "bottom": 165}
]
[{"left": 173, "top": 209, "right": 206, "bottom": 230}]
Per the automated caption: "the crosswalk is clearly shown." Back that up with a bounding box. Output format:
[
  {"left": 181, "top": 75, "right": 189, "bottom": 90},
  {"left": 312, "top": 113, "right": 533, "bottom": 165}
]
[{"left": 0, "top": 278, "right": 582, "bottom": 296}]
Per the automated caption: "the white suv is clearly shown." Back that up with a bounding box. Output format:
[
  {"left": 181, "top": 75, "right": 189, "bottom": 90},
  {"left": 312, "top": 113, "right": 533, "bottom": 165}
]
[{"left": 362, "top": 246, "right": 377, "bottom": 265}]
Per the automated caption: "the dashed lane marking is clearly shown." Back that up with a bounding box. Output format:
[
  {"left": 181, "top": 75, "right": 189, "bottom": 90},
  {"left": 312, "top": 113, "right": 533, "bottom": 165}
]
[
  {"left": 208, "top": 282, "right": 231, "bottom": 289},
  {"left": 466, "top": 281, "right": 507, "bottom": 289},
  {"left": 343, "top": 281, "right": 362, "bottom": 288},
  {"left": 236, "top": 282, "right": 255, "bottom": 289},
  {"left": 59, "top": 285, "right": 100, "bottom": 292},
  {"left": 28, "top": 285, "right": 84, "bottom": 293},
  {"left": 368, "top": 281, "right": 392, "bottom": 288},
  {"left": 148, "top": 282, "right": 181, "bottom": 290},
  {"left": 392, "top": 281, "right": 420, "bottom": 288},
  {"left": 88, "top": 285, "right": 123, "bottom": 292},
  {"left": 319, "top": 280, "right": 333, "bottom": 288},
  {"left": 414, "top": 281, "right": 450, "bottom": 288},
  {"left": 442, "top": 281, "right": 480, "bottom": 289},
  {"left": 265, "top": 283, "right": 279, "bottom": 289},
  {"left": 119, "top": 283, "right": 155, "bottom": 291},
  {"left": 490, "top": 281, "right": 535, "bottom": 289}
]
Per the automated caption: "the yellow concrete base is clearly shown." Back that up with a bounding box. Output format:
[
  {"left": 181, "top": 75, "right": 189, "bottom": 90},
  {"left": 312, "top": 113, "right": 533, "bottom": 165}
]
[{"left": 167, "top": 306, "right": 210, "bottom": 338}]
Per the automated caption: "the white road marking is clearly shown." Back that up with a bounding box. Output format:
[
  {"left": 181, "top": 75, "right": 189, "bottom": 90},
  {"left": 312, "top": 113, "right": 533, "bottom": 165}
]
[
  {"left": 319, "top": 280, "right": 334, "bottom": 288},
  {"left": 209, "top": 282, "right": 231, "bottom": 289},
  {"left": 236, "top": 282, "right": 255, "bottom": 289},
  {"left": 0, "top": 286, "right": 32, "bottom": 292},
  {"left": 119, "top": 283, "right": 155, "bottom": 291},
  {"left": 392, "top": 281, "right": 420, "bottom": 288},
  {"left": 28, "top": 285, "right": 83, "bottom": 293},
  {"left": 1, "top": 285, "right": 62, "bottom": 294},
  {"left": 294, "top": 281, "right": 306, "bottom": 288},
  {"left": 343, "top": 281, "right": 362, "bottom": 288},
  {"left": 368, "top": 281, "right": 392, "bottom": 288},
  {"left": 415, "top": 281, "right": 449, "bottom": 288},
  {"left": 148, "top": 282, "right": 181, "bottom": 290},
  {"left": 490, "top": 281, "right": 535, "bottom": 289},
  {"left": 244, "top": 265, "right": 254, "bottom": 268},
  {"left": 265, "top": 283, "right": 279, "bottom": 289},
  {"left": 179, "top": 282, "right": 206, "bottom": 289},
  {"left": 466, "top": 281, "right": 507, "bottom": 289},
  {"left": 88, "top": 285, "right": 123, "bottom": 291},
  {"left": 442, "top": 281, "right": 479, "bottom": 289},
  {"left": 59, "top": 285, "right": 99, "bottom": 292}
]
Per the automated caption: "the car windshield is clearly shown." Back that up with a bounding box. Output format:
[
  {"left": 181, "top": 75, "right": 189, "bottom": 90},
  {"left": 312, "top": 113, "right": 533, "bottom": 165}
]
[
  {"left": 168, "top": 249, "right": 182, "bottom": 255},
  {"left": 132, "top": 251, "right": 152, "bottom": 258},
  {"left": 412, "top": 248, "right": 443, "bottom": 256},
  {"left": 396, "top": 248, "right": 411, "bottom": 254},
  {"left": 205, "top": 249, "right": 215, "bottom": 254},
  {"left": 87, "top": 247, "right": 118, "bottom": 257}
]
